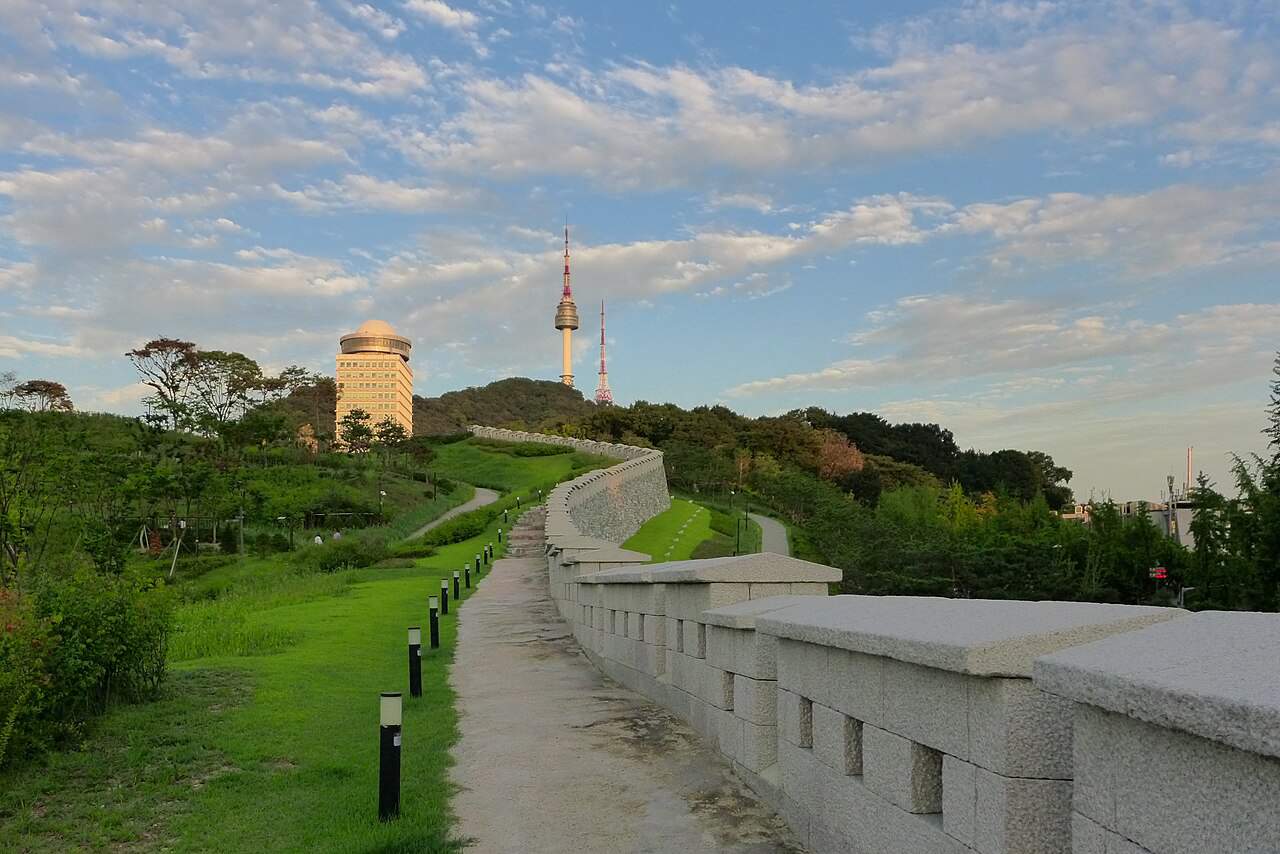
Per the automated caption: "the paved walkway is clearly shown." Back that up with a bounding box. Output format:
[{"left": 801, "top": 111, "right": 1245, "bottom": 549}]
[
  {"left": 407, "top": 487, "right": 500, "bottom": 540},
  {"left": 749, "top": 513, "right": 790, "bottom": 556},
  {"left": 448, "top": 555, "right": 799, "bottom": 853}
]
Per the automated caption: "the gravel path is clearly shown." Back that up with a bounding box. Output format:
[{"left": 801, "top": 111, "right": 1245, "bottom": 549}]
[
  {"left": 406, "top": 487, "right": 500, "bottom": 540},
  {"left": 447, "top": 553, "right": 799, "bottom": 853},
  {"left": 749, "top": 512, "right": 790, "bottom": 556}
]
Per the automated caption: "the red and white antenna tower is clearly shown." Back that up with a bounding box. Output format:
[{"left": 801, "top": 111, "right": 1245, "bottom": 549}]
[{"left": 594, "top": 300, "right": 613, "bottom": 405}]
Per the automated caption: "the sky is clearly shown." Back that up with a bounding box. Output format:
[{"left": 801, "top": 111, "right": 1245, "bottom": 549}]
[{"left": 0, "top": 0, "right": 1277, "bottom": 502}]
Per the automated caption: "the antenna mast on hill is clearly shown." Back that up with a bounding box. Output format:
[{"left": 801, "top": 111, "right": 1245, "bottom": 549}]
[{"left": 595, "top": 300, "right": 613, "bottom": 405}]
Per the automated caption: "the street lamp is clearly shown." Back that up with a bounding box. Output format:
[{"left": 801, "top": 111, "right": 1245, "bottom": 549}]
[{"left": 379, "top": 489, "right": 387, "bottom": 521}]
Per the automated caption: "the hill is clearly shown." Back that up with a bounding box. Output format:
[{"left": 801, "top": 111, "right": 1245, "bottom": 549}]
[{"left": 412, "top": 377, "right": 595, "bottom": 435}]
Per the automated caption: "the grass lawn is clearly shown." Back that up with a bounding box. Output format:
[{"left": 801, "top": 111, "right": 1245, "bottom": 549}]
[
  {"left": 427, "top": 439, "right": 610, "bottom": 493},
  {"left": 0, "top": 439, "right": 614, "bottom": 854},
  {"left": 622, "top": 498, "right": 713, "bottom": 562}
]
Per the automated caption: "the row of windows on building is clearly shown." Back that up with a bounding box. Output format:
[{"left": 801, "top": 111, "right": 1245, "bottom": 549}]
[
  {"left": 338, "top": 359, "right": 401, "bottom": 369},
  {"left": 339, "top": 380, "right": 401, "bottom": 389}
]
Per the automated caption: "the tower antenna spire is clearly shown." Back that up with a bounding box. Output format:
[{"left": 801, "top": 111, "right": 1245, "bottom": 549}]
[
  {"left": 595, "top": 299, "right": 613, "bottom": 405},
  {"left": 562, "top": 220, "right": 572, "bottom": 298}
]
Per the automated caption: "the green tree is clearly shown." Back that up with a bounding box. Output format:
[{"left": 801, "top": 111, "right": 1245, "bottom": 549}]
[
  {"left": 126, "top": 338, "right": 198, "bottom": 430},
  {"left": 12, "top": 380, "right": 74, "bottom": 412},
  {"left": 339, "top": 409, "right": 374, "bottom": 454},
  {"left": 189, "top": 350, "right": 263, "bottom": 434}
]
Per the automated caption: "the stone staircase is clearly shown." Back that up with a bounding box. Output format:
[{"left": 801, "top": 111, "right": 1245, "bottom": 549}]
[{"left": 504, "top": 506, "right": 546, "bottom": 558}]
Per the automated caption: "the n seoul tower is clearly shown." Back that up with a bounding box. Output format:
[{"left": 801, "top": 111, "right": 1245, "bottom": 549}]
[{"left": 554, "top": 225, "right": 580, "bottom": 386}]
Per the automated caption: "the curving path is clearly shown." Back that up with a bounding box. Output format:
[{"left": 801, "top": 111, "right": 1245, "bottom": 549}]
[
  {"left": 407, "top": 487, "right": 500, "bottom": 540},
  {"left": 448, "top": 552, "right": 800, "bottom": 853},
  {"left": 749, "top": 513, "right": 790, "bottom": 557}
]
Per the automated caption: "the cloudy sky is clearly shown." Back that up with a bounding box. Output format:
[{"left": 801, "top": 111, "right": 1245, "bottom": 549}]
[{"left": 1, "top": 1, "right": 1277, "bottom": 500}]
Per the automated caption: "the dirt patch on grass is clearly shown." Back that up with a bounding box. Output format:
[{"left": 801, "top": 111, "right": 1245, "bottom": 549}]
[{"left": 0, "top": 668, "right": 253, "bottom": 854}]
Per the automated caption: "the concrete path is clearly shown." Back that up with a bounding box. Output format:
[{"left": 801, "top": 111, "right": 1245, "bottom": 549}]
[
  {"left": 750, "top": 513, "right": 790, "bottom": 557},
  {"left": 407, "top": 487, "right": 499, "bottom": 540},
  {"left": 448, "top": 555, "right": 799, "bottom": 853}
]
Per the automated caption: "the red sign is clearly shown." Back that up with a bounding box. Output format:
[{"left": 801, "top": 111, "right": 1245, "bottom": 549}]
[{"left": 1149, "top": 566, "right": 1168, "bottom": 580}]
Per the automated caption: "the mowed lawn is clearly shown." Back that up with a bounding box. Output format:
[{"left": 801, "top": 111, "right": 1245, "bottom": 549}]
[
  {"left": 427, "top": 439, "right": 609, "bottom": 493},
  {"left": 622, "top": 498, "right": 712, "bottom": 563}
]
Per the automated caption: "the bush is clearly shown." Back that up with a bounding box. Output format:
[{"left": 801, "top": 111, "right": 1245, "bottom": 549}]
[
  {"left": 1, "top": 571, "right": 171, "bottom": 767},
  {"left": 434, "top": 477, "right": 458, "bottom": 495},
  {"left": 391, "top": 543, "right": 437, "bottom": 559},
  {"left": 290, "top": 531, "right": 389, "bottom": 574},
  {"left": 472, "top": 438, "right": 572, "bottom": 457}
]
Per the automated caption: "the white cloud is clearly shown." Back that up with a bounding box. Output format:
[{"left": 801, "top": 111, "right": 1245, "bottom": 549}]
[
  {"left": 0, "top": 0, "right": 430, "bottom": 98},
  {"left": 726, "top": 294, "right": 1280, "bottom": 399},
  {"left": 403, "top": 0, "right": 480, "bottom": 30},
  {"left": 949, "top": 179, "right": 1280, "bottom": 275}
]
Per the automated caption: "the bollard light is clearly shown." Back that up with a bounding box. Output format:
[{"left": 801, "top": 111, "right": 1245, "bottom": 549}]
[
  {"left": 407, "top": 627, "right": 422, "bottom": 698},
  {"left": 488, "top": 542, "right": 494, "bottom": 563},
  {"left": 503, "top": 509, "right": 509, "bottom": 524},
  {"left": 452, "top": 570, "right": 460, "bottom": 600},
  {"left": 440, "top": 579, "right": 449, "bottom": 615},
  {"left": 474, "top": 553, "right": 481, "bottom": 575},
  {"left": 428, "top": 597, "right": 440, "bottom": 648},
  {"left": 464, "top": 563, "right": 471, "bottom": 589},
  {"left": 498, "top": 527, "right": 503, "bottom": 542},
  {"left": 378, "top": 692, "right": 402, "bottom": 822}
]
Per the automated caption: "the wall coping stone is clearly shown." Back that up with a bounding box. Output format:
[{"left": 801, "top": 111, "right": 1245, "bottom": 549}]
[
  {"left": 575, "top": 553, "right": 841, "bottom": 585},
  {"left": 564, "top": 546, "right": 651, "bottom": 565},
  {"left": 1033, "top": 610, "right": 1280, "bottom": 758},
  {"left": 756, "top": 596, "right": 1184, "bottom": 677},
  {"left": 701, "top": 595, "right": 823, "bottom": 630},
  {"left": 548, "top": 535, "right": 616, "bottom": 551}
]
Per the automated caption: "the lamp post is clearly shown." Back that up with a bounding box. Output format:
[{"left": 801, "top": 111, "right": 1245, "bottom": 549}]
[
  {"left": 440, "top": 579, "right": 449, "bottom": 615},
  {"left": 735, "top": 516, "right": 742, "bottom": 557},
  {"left": 452, "top": 570, "right": 460, "bottom": 600},
  {"left": 1177, "top": 586, "right": 1196, "bottom": 608},
  {"left": 407, "top": 627, "right": 422, "bottom": 698},
  {"left": 379, "top": 490, "right": 387, "bottom": 522},
  {"left": 429, "top": 597, "right": 440, "bottom": 648},
  {"left": 378, "top": 692, "right": 402, "bottom": 822},
  {"left": 729, "top": 491, "right": 736, "bottom": 556}
]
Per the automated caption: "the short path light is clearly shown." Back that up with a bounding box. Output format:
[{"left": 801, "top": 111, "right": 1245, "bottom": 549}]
[
  {"left": 474, "top": 553, "right": 481, "bottom": 575},
  {"left": 429, "top": 597, "right": 440, "bottom": 648},
  {"left": 407, "top": 627, "right": 422, "bottom": 698},
  {"left": 452, "top": 570, "right": 460, "bottom": 600},
  {"left": 487, "top": 542, "right": 494, "bottom": 562},
  {"left": 464, "top": 563, "right": 471, "bottom": 589},
  {"left": 440, "top": 579, "right": 449, "bottom": 615},
  {"left": 378, "top": 692, "right": 402, "bottom": 822},
  {"left": 497, "top": 527, "right": 503, "bottom": 542}
]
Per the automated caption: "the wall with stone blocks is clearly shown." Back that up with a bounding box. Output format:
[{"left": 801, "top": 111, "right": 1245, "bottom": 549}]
[
  {"left": 500, "top": 424, "right": 1280, "bottom": 854},
  {"left": 468, "top": 425, "right": 670, "bottom": 546},
  {"left": 548, "top": 549, "right": 1280, "bottom": 854}
]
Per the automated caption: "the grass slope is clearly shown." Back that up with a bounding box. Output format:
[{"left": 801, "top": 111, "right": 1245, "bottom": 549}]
[
  {"left": 622, "top": 499, "right": 713, "bottom": 563},
  {"left": 1, "top": 522, "right": 516, "bottom": 852},
  {"left": 426, "top": 438, "right": 607, "bottom": 493},
  {"left": 0, "top": 443, "right": 598, "bottom": 853}
]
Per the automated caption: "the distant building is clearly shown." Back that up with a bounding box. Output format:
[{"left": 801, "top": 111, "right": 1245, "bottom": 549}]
[{"left": 335, "top": 319, "right": 414, "bottom": 436}]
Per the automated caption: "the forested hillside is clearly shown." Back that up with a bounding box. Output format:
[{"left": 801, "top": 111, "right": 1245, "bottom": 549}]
[{"left": 412, "top": 377, "right": 593, "bottom": 434}]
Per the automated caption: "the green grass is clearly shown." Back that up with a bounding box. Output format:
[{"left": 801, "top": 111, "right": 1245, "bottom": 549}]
[
  {"left": 427, "top": 438, "right": 610, "bottom": 493},
  {"left": 0, "top": 459, "right": 548, "bottom": 852},
  {"left": 622, "top": 498, "right": 713, "bottom": 562}
]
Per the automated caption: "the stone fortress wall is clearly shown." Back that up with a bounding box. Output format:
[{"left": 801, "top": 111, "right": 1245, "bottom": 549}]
[{"left": 476, "top": 427, "right": 1280, "bottom": 854}]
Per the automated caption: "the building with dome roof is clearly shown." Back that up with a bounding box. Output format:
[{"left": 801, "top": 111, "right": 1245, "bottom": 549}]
[{"left": 335, "top": 319, "right": 414, "bottom": 437}]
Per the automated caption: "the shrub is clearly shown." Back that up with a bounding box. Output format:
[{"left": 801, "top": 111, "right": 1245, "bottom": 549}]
[
  {"left": 290, "top": 531, "right": 389, "bottom": 574},
  {"left": 1, "top": 571, "right": 171, "bottom": 767}
]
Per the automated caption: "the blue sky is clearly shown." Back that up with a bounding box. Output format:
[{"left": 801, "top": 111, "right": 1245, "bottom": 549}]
[{"left": 1, "top": 1, "right": 1278, "bottom": 500}]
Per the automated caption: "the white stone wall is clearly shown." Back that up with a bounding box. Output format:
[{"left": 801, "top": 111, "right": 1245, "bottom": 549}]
[
  {"left": 468, "top": 425, "right": 671, "bottom": 545},
  {"left": 486, "top": 424, "right": 1280, "bottom": 854}
]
